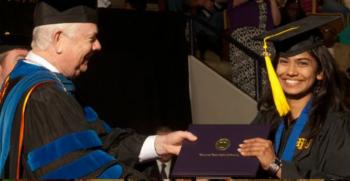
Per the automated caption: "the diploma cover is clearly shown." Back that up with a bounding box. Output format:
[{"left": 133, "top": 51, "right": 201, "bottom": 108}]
[{"left": 171, "top": 124, "right": 271, "bottom": 178}]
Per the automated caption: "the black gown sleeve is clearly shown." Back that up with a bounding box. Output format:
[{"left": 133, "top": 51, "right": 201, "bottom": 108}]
[
  {"left": 101, "top": 127, "right": 147, "bottom": 166},
  {"left": 282, "top": 112, "right": 350, "bottom": 179},
  {"left": 13, "top": 83, "right": 146, "bottom": 178}
]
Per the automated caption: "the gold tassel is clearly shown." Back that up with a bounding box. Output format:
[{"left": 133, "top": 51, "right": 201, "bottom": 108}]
[
  {"left": 262, "top": 26, "right": 299, "bottom": 116},
  {"left": 263, "top": 51, "right": 290, "bottom": 116}
]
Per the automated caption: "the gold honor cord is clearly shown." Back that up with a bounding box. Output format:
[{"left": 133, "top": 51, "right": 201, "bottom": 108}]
[{"left": 262, "top": 26, "right": 299, "bottom": 116}]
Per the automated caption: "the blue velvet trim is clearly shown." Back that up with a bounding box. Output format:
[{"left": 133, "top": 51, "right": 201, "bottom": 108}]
[
  {"left": 83, "top": 106, "right": 112, "bottom": 133},
  {"left": 27, "top": 130, "right": 102, "bottom": 171},
  {"left": 103, "top": 122, "right": 112, "bottom": 133},
  {"left": 40, "top": 150, "right": 119, "bottom": 179},
  {"left": 10, "top": 60, "right": 46, "bottom": 79},
  {"left": 98, "top": 164, "right": 123, "bottom": 178},
  {"left": 83, "top": 106, "right": 98, "bottom": 122}
]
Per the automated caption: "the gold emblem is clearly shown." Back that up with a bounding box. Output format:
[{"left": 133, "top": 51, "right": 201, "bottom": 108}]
[
  {"left": 215, "top": 138, "right": 231, "bottom": 151},
  {"left": 296, "top": 138, "right": 313, "bottom": 150}
]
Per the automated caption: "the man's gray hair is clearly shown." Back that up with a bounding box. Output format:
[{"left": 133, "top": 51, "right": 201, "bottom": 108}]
[
  {"left": 0, "top": 52, "right": 6, "bottom": 63},
  {"left": 31, "top": 23, "right": 79, "bottom": 50}
]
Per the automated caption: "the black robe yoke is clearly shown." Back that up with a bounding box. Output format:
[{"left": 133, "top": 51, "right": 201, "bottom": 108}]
[
  {"left": 253, "top": 110, "right": 350, "bottom": 178},
  {"left": 5, "top": 81, "right": 147, "bottom": 178}
]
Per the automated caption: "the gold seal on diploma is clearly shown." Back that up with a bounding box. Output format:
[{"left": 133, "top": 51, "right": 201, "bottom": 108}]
[{"left": 215, "top": 138, "right": 231, "bottom": 151}]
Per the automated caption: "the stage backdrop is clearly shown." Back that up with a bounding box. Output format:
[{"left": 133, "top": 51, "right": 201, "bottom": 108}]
[{"left": 75, "top": 9, "right": 192, "bottom": 134}]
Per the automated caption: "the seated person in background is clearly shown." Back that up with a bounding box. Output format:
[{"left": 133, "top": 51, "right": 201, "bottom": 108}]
[
  {"left": 320, "top": 0, "right": 350, "bottom": 19},
  {"left": 280, "top": 0, "right": 306, "bottom": 25},
  {"left": 125, "top": 0, "right": 147, "bottom": 11},
  {"left": 0, "top": 0, "right": 197, "bottom": 178},
  {"left": 299, "top": 0, "right": 320, "bottom": 13},
  {"left": 191, "top": 0, "right": 226, "bottom": 60},
  {"left": 136, "top": 126, "right": 176, "bottom": 180},
  {"left": 238, "top": 15, "right": 350, "bottom": 178},
  {"left": 228, "top": 0, "right": 281, "bottom": 98},
  {"left": 343, "top": 0, "right": 350, "bottom": 9},
  {"left": 0, "top": 33, "right": 29, "bottom": 86}
]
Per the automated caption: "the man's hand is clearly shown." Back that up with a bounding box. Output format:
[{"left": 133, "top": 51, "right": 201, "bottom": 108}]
[{"left": 154, "top": 131, "right": 197, "bottom": 156}]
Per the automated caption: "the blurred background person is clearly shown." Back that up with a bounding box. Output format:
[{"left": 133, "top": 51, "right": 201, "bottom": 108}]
[
  {"left": 279, "top": 0, "right": 306, "bottom": 25},
  {"left": 228, "top": 0, "right": 281, "bottom": 98},
  {"left": 0, "top": 33, "right": 29, "bottom": 86},
  {"left": 136, "top": 126, "right": 176, "bottom": 180}
]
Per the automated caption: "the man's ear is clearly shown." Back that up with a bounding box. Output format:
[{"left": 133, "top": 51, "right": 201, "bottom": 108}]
[{"left": 52, "top": 31, "right": 63, "bottom": 54}]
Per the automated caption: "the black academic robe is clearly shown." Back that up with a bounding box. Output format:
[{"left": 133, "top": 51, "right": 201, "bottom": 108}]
[
  {"left": 252, "top": 109, "right": 350, "bottom": 179},
  {"left": 3, "top": 76, "right": 147, "bottom": 178}
]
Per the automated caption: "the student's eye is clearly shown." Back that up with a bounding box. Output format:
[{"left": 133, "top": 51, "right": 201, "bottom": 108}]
[
  {"left": 278, "top": 59, "right": 288, "bottom": 64},
  {"left": 297, "top": 60, "right": 310, "bottom": 66}
]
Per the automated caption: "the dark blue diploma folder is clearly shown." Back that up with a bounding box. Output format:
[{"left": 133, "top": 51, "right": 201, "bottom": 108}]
[{"left": 171, "top": 124, "right": 271, "bottom": 178}]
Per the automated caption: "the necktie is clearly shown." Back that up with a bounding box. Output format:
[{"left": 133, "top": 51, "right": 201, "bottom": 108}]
[{"left": 161, "top": 163, "right": 167, "bottom": 179}]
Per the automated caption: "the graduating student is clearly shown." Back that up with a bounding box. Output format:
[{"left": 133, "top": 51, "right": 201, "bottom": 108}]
[
  {"left": 0, "top": 0, "right": 197, "bottom": 179},
  {"left": 238, "top": 15, "right": 350, "bottom": 178}
]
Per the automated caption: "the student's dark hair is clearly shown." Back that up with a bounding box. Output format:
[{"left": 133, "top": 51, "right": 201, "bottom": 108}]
[{"left": 258, "top": 45, "right": 348, "bottom": 138}]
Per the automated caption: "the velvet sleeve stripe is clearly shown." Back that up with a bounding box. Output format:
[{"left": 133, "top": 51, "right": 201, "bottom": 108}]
[
  {"left": 97, "top": 164, "right": 123, "bottom": 178},
  {"left": 27, "top": 130, "right": 102, "bottom": 171},
  {"left": 83, "top": 106, "right": 98, "bottom": 122},
  {"left": 83, "top": 106, "right": 112, "bottom": 133},
  {"left": 103, "top": 122, "right": 112, "bottom": 133},
  {"left": 40, "top": 150, "right": 122, "bottom": 179}
]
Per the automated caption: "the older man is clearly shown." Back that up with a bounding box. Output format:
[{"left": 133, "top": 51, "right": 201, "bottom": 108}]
[
  {"left": 0, "top": 0, "right": 196, "bottom": 179},
  {"left": 0, "top": 33, "right": 29, "bottom": 86}
]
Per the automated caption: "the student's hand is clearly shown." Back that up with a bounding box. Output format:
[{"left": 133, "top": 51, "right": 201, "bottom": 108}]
[
  {"left": 154, "top": 131, "right": 197, "bottom": 156},
  {"left": 237, "top": 137, "right": 276, "bottom": 170}
]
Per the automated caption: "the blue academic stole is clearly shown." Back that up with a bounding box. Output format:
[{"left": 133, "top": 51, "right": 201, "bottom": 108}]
[
  {"left": 274, "top": 101, "right": 312, "bottom": 161},
  {"left": 0, "top": 61, "right": 63, "bottom": 177}
]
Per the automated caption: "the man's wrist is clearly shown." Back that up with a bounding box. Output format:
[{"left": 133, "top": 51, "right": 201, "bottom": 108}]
[{"left": 267, "top": 158, "right": 282, "bottom": 176}]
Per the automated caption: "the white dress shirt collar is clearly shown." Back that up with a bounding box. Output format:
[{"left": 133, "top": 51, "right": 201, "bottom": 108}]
[{"left": 24, "top": 51, "right": 60, "bottom": 73}]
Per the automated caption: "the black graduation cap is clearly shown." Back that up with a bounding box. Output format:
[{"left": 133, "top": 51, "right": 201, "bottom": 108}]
[
  {"left": 264, "top": 15, "right": 343, "bottom": 57},
  {"left": 33, "top": 0, "right": 97, "bottom": 27},
  {"left": 0, "top": 32, "right": 31, "bottom": 54}
]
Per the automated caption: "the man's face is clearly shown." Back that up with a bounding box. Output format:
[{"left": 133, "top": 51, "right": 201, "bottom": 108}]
[
  {"left": 0, "top": 48, "right": 28, "bottom": 80},
  {"left": 59, "top": 23, "right": 101, "bottom": 78}
]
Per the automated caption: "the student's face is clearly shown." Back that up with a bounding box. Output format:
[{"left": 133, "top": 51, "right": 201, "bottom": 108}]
[
  {"left": 276, "top": 51, "right": 323, "bottom": 99},
  {"left": 60, "top": 23, "right": 101, "bottom": 78}
]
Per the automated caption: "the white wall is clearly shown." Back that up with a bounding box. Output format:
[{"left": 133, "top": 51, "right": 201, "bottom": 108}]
[{"left": 188, "top": 56, "right": 258, "bottom": 124}]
